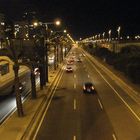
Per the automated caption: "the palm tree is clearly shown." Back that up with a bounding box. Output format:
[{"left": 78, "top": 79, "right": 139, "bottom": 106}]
[
  {"left": 7, "top": 40, "right": 24, "bottom": 116},
  {"left": 6, "top": 39, "right": 37, "bottom": 116}
]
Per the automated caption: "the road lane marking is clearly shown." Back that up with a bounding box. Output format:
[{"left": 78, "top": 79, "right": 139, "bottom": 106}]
[
  {"left": 98, "top": 99, "right": 103, "bottom": 110},
  {"left": 74, "top": 83, "right": 76, "bottom": 89},
  {"left": 88, "top": 59, "right": 140, "bottom": 121},
  {"left": 73, "top": 135, "right": 76, "bottom": 140},
  {"left": 88, "top": 74, "right": 90, "bottom": 78},
  {"left": 112, "top": 134, "right": 117, "bottom": 140},
  {"left": 74, "top": 74, "right": 76, "bottom": 78},
  {"left": 74, "top": 99, "right": 76, "bottom": 110}
]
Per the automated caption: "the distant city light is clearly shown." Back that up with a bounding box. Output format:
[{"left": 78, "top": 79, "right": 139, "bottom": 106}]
[{"left": 1, "top": 22, "right": 5, "bottom": 25}]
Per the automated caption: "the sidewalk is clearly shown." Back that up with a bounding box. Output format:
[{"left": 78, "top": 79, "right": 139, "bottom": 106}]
[{"left": 0, "top": 66, "right": 61, "bottom": 140}]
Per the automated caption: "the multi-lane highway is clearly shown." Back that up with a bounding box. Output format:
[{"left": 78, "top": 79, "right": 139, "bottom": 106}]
[
  {"left": 1, "top": 47, "right": 140, "bottom": 140},
  {"left": 32, "top": 47, "right": 140, "bottom": 140}
]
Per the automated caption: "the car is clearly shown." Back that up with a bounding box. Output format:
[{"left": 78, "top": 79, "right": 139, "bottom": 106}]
[
  {"left": 67, "top": 60, "right": 74, "bottom": 65},
  {"left": 77, "top": 58, "right": 82, "bottom": 62},
  {"left": 34, "top": 68, "right": 40, "bottom": 76},
  {"left": 83, "top": 82, "right": 96, "bottom": 94},
  {"left": 66, "top": 66, "right": 73, "bottom": 72}
]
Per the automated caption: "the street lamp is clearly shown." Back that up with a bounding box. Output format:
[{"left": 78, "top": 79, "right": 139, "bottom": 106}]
[
  {"left": 64, "top": 29, "right": 67, "bottom": 33},
  {"left": 102, "top": 32, "right": 105, "bottom": 41},
  {"left": 98, "top": 34, "right": 101, "bottom": 40},
  {"left": 33, "top": 19, "right": 61, "bottom": 87},
  {"left": 51, "top": 29, "right": 67, "bottom": 34},
  {"left": 108, "top": 30, "right": 111, "bottom": 42},
  {"left": 55, "top": 20, "right": 61, "bottom": 26},
  {"left": 33, "top": 22, "right": 38, "bottom": 27},
  {"left": 43, "top": 20, "right": 61, "bottom": 26},
  {"left": 117, "top": 26, "right": 121, "bottom": 41},
  {"left": 33, "top": 20, "right": 61, "bottom": 29}
]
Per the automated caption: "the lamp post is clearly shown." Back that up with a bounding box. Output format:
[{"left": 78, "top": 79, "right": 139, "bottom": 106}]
[
  {"left": 44, "top": 20, "right": 61, "bottom": 83},
  {"left": 33, "top": 20, "right": 61, "bottom": 87},
  {"left": 50, "top": 29, "right": 66, "bottom": 68},
  {"left": 117, "top": 26, "right": 121, "bottom": 42},
  {"left": 98, "top": 34, "right": 101, "bottom": 40},
  {"left": 103, "top": 32, "right": 105, "bottom": 41},
  {"left": 108, "top": 30, "right": 111, "bottom": 42}
]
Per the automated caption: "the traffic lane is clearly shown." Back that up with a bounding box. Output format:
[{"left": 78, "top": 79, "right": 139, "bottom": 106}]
[
  {"left": 85, "top": 56, "right": 140, "bottom": 116},
  {"left": 35, "top": 63, "right": 115, "bottom": 140},
  {"left": 83, "top": 54, "right": 140, "bottom": 140},
  {"left": 74, "top": 63, "right": 115, "bottom": 140},
  {"left": 35, "top": 69, "right": 78, "bottom": 140},
  {"left": 0, "top": 72, "right": 31, "bottom": 123},
  {"left": 77, "top": 93, "right": 114, "bottom": 140}
]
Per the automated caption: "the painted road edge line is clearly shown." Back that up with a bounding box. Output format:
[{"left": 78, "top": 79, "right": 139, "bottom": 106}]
[
  {"left": 88, "top": 59, "right": 140, "bottom": 121},
  {"left": 112, "top": 134, "right": 117, "bottom": 140},
  {"left": 74, "top": 99, "right": 76, "bottom": 110}
]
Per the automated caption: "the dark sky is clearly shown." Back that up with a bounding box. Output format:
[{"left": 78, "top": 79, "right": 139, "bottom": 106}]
[{"left": 0, "top": 0, "right": 140, "bottom": 40}]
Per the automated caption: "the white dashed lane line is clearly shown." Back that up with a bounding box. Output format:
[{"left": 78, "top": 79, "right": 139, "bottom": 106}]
[
  {"left": 74, "top": 99, "right": 76, "bottom": 110},
  {"left": 73, "top": 135, "right": 76, "bottom": 140},
  {"left": 98, "top": 99, "right": 103, "bottom": 110},
  {"left": 74, "top": 74, "right": 76, "bottom": 78},
  {"left": 74, "top": 83, "right": 76, "bottom": 89}
]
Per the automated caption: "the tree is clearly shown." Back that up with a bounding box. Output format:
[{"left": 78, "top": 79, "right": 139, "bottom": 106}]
[
  {"left": 7, "top": 40, "right": 24, "bottom": 116},
  {"left": 6, "top": 39, "right": 38, "bottom": 116}
]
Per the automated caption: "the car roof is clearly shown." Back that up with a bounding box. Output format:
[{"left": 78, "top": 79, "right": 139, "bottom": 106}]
[{"left": 84, "top": 82, "right": 93, "bottom": 86}]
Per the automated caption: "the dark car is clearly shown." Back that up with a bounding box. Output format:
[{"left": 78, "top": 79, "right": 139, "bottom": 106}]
[
  {"left": 66, "top": 66, "right": 73, "bottom": 72},
  {"left": 83, "top": 82, "right": 96, "bottom": 94}
]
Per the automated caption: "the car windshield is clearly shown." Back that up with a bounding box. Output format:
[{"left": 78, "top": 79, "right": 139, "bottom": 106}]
[{"left": 85, "top": 83, "right": 93, "bottom": 87}]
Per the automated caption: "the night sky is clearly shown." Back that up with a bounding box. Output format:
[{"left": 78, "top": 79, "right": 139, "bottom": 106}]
[{"left": 0, "top": 0, "right": 140, "bottom": 40}]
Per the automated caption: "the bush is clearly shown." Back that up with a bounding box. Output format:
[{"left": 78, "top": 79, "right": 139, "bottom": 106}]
[{"left": 126, "top": 63, "right": 140, "bottom": 83}]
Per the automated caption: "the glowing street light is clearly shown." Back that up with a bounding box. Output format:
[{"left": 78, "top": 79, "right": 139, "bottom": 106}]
[
  {"left": 108, "top": 30, "right": 111, "bottom": 42},
  {"left": 55, "top": 20, "right": 61, "bottom": 26},
  {"left": 117, "top": 26, "right": 121, "bottom": 41},
  {"left": 64, "top": 29, "right": 67, "bottom": 33},
  {"left": 102, "top": 32, "right": 105, "bottom": 40},
  {"left": 98, "top": 34, "right": 101, "bottom": 40},
  {"left": 33, "top": 19, "right": 61, "bottom": 28},
  {"left": 33, "top": 22, "right": 38, "bottom": 27}
]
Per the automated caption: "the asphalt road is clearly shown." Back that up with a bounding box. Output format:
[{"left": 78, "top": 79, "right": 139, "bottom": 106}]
[{"left": 34, "top": 48, "right": 117, "bottom": 140}]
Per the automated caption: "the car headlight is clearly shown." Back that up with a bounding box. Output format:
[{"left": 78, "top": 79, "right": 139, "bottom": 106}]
[{"left": 83, "top": 86, "right": 86, "bottom": 90}]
